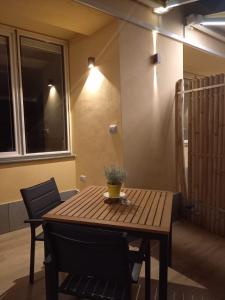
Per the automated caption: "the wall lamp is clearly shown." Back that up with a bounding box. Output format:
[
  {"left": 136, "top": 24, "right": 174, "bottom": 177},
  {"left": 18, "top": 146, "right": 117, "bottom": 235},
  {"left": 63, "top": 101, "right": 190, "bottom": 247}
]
[
  {"left": 88, "top": 57, "right": 95, "bottom": 69},
  {"left": 151, "top": 53, "right": 160, "bottom": 64},
  {"left": 48, "top": 79, "right": 54, "bottom": 87},
  {"left": 187, "top": 14, "right": 225, "bottom": 27}
]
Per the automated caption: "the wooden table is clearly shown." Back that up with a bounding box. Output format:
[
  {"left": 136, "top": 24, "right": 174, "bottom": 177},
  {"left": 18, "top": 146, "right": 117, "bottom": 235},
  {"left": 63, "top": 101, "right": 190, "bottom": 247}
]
[{"left": 43, "top": 186, "right": 173, "bottom": 300}]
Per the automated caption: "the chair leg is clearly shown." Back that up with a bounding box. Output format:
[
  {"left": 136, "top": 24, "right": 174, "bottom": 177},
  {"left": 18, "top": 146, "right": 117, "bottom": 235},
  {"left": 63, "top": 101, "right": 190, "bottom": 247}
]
[{"left": 30, "top": 227, "right": 36, "bottom": 284}]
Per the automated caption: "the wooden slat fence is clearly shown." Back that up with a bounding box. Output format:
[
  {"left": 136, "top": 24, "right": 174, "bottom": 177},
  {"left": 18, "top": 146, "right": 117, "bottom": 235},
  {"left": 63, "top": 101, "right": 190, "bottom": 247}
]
[{"left": 176, "top": 74, "right": 225, "bottom": 236}]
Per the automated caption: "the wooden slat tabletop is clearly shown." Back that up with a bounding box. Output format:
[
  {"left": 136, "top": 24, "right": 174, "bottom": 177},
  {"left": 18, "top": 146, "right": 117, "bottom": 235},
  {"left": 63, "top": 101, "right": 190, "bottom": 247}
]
[{"left": 43, "top": 186, "right": 173, "bottom": 235}]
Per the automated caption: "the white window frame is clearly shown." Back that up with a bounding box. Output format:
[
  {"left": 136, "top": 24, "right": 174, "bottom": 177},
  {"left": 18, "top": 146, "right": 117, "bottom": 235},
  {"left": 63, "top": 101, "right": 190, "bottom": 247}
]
[
  {"left": 0, "top": 25, "right": 72, "bottom": 162},
  {"left": 0, "top": 26, "right": 21, "bottom": 158}
]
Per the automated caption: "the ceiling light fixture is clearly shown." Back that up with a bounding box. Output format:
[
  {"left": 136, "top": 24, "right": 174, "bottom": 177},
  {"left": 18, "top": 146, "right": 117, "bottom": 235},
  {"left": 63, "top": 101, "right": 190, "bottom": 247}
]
[
  {"left": 186, "top": 14, "right": 225, "bottom": 27},
  {"left": 200, "top": 19, "right": 225, "bottom": 26},
  {"left": 154, "top": 6, "right": 170, "bottom": 14}
]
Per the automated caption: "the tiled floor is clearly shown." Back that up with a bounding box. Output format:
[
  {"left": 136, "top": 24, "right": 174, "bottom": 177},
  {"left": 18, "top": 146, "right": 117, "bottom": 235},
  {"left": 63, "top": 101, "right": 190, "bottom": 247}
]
[{"left": 1, "top": 221, "right": 225, "bottom": 300}]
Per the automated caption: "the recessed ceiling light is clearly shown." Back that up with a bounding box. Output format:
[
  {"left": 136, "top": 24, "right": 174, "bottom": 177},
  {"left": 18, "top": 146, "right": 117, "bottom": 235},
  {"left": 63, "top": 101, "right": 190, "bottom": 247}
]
[
  {"left": 200, "top": 20, "right": 225, "bottom": 26},
  {"left": 153, "top": 6, "right": 170, "bottom": 14}
]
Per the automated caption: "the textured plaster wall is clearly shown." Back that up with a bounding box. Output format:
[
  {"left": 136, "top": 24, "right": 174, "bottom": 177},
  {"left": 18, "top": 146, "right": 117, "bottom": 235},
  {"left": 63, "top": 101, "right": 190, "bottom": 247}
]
[
  {"left": 119, "top": 21, "right": 183, "bottom": 191},
  {"left": 69, "top": 19, "right": 183, "bottom": 192},
  {"left": 0, "top": 159, "right": 76, "bottom": 203},
  {"left": 69, "top": 21, "right": 124, "bottom": 190}
]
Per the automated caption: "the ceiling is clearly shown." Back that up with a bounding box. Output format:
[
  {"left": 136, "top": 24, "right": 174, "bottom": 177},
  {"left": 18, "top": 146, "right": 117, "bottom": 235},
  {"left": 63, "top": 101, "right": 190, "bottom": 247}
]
[
  {"left": 0, "top": 0, "right": 113, "bottom": 40},
  {"left": 204, "top": 12, "right": 225, "bottom": 37},
  {"left": 182, "top": 0, "right": 225, "bottom": 16},
  {"left": 178, "top": 0, "right": 225, "bottom": 39},
  {"left": 184, "top": 44, "right": 225, "bottom": 76},
  {"left": 1, "top": 0, "right": 225, "bottom": 41}
]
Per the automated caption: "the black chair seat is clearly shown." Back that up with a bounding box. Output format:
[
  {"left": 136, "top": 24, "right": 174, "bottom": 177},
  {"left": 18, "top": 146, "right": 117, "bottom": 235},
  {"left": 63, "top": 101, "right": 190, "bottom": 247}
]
[{"left": 59, "top": 274, "right": 130, "bottom": 300}]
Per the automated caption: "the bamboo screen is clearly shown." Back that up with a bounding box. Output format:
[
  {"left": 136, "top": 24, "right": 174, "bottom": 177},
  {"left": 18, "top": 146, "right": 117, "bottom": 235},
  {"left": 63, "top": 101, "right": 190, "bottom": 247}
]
[{"left": 176, "top": 74, "right": 225, "bottom": 236}]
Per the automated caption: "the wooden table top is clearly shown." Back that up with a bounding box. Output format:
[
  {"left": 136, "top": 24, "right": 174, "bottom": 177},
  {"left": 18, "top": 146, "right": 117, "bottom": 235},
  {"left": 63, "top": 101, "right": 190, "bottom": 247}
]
[{"left": 43, "top": 186, "right": 173, "bottom": 235}]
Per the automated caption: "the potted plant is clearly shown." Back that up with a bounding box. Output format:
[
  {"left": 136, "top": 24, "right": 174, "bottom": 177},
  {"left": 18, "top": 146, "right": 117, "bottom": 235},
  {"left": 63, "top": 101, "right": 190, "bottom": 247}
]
[{"left": 104, "top": 166, "right": 127, "bottom": 198}]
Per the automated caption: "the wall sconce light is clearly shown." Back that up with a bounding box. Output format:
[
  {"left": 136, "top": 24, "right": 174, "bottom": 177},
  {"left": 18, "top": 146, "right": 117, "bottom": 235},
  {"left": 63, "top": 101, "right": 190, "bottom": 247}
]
[
  {"left": 88, "top": 57, "right": 95, "bottom": 69},
  {"left": 108, "top": 124, "right": 118, "bottom": 134},
  {"left": 48, "top": 79, "right": 54, "bottom": 87},
  {"left": 151, "top": 53, "right": 160, "bottom": 65}
]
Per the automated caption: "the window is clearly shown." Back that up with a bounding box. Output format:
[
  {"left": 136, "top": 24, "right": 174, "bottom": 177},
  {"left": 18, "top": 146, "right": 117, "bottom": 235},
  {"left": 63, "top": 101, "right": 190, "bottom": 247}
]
[
  {"left": 20, "top": 37, "right": 68, "bottom": 154},
  {"left": 0, "top": 36, "right": 15, "bottom": 153},
  {"left": 0, "top": 28, "right": 70, "bottom": 161}
]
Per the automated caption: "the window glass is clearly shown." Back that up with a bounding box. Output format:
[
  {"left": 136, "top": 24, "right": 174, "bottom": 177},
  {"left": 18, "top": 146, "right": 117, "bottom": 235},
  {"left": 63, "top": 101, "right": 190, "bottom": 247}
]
[
  {"left": 20, "top": 37, "right": 68, "bottom": 153},
  {"left": 0, "top": 36, "right": 15, "bottom": 152}
]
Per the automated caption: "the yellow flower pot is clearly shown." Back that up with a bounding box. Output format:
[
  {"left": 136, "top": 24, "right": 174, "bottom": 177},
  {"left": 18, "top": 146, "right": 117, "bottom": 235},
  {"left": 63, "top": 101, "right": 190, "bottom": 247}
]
[{"left": 107, "top": 183, "right": 122, "bottom": 198}]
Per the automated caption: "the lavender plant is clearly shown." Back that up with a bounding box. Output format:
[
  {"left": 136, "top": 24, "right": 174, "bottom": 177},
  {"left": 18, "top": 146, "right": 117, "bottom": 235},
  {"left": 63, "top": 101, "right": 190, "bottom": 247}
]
[{"left": 104, "top": 166, "right": 127, "bottom": 185}]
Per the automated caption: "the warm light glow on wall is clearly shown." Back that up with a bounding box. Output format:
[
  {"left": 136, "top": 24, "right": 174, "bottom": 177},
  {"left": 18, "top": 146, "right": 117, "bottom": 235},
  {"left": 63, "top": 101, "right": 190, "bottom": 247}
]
[
  {"left": 152, "top": 30, "right": 158, "bottom": 95},
  {"left": 49, "top": 86, "right": 56, "bottom": 98},
  {"left": 47, "top": 86, "right": 60, "bottom": 106},
  {"left": 85, "top": 67, "right": 104, "bottom": 93},
  {"left": 152, "top": 30, "right": 158, "bottom": 54}
]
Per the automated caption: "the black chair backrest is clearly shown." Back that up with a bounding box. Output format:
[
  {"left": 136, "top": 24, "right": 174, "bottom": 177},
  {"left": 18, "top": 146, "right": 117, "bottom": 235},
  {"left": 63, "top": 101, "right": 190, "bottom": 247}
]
[
  {"left": 44, "top": 221, "right": 131, "bottom": 284},
  {"left": 20, "top": 178, "right": 62, "bottom": 220}
]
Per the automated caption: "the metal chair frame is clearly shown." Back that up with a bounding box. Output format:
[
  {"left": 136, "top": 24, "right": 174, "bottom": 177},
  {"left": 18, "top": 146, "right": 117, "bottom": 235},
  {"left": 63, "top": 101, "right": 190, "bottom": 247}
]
[
  {"left": 20, "top": 177, "right": 79, "bottom": 283},
  {"left": 43, "top": 221, "right": 143, "bottom": 300}
]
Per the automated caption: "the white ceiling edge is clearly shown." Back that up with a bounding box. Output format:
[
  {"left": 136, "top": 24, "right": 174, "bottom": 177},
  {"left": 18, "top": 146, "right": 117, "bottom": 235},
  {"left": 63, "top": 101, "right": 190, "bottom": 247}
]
[
  {"left": 134, "top": 0, "right": 162, "bottom": 9},
  {"left": 191, "top": 24, "right": 225, "bottom": 43}
]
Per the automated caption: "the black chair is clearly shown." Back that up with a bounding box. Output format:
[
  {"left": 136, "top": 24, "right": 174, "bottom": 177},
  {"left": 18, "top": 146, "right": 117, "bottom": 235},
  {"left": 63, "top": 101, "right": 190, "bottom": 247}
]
[
  {"left": 43, "top": 221, "right": 143, "bottom": 300},
  {"left": 20, "top": 177, "right": 79, "bottom": 283}
]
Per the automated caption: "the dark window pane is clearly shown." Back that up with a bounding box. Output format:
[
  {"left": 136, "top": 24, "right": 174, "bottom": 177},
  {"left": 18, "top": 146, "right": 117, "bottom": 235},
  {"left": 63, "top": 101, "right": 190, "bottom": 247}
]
[
  {"left": 0, "top": 36, "right": 15, "bottom": 152},
  {"left": 20, "top": 37, "right": 68, "bottom": 153}
]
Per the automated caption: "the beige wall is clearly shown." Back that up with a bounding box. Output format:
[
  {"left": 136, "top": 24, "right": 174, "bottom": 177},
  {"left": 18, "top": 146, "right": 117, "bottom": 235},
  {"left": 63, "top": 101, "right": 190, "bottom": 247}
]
[
  {"left": 3, "top": 1, "right": 225, "bottom": 202},
  {"left": 69, "top": 21, "right": 124, "bottom": 189},
  {"left": 119, "top": 22, "right": 183, "bottom": 191},
  {"left": 0, "top": 158, "right": 76, "bottom": 203},
  {"left": 0, "top": 3, "right": 185, "bottom": 204},
  {"left": 69, "top": 19, "right": 183, "bottom": 192},
  {"left": 184, "top": 44, "right": 225, "bottom": 77}
]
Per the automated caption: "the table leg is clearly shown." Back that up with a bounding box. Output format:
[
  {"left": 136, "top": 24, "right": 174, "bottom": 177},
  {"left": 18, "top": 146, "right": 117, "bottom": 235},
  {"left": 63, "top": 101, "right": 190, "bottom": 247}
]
[
  {"left": 168, "top": 226, "right": 172, "bottom": 267},
  {"left": 158, "top": 236, "right": 168, "bottom": 300},
  {"left": 145, "top": 239, "right": 151, "bottom": 300}
]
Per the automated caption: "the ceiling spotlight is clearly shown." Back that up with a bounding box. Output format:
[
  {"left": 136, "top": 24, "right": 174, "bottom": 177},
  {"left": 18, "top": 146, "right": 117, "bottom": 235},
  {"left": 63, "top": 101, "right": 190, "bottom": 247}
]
[
  {"left": 88, "top": 57, "right": 95, "bottom": 69},
  {"left": 154, "top": 6, "right": 170, "bottom": 14}
]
